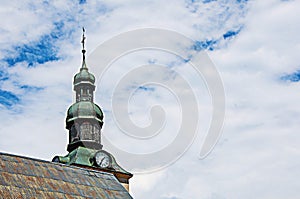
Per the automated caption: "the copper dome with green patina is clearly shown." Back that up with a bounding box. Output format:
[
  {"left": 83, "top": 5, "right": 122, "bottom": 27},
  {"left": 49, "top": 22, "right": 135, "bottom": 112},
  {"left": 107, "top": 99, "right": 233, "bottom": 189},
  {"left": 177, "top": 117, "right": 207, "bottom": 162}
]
[
  {"left": 73, "top": 65, "right": 95, "bottom": 85},
  {"left": 66, "top": 101, "right": 103, "bottom": 124}
]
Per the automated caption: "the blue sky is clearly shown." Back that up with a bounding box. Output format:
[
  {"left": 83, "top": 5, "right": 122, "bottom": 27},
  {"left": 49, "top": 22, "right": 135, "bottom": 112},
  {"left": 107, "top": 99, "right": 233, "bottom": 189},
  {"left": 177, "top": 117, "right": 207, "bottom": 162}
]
[{"left": 0, "top": 0, "right": 300, "bottom": 198}]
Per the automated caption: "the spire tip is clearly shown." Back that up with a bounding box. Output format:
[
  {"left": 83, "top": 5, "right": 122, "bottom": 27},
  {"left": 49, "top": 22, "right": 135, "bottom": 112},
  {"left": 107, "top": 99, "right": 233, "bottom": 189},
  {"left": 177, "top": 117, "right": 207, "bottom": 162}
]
[{"left": 81, "top": 27, "right": 87, "bottom": 68}]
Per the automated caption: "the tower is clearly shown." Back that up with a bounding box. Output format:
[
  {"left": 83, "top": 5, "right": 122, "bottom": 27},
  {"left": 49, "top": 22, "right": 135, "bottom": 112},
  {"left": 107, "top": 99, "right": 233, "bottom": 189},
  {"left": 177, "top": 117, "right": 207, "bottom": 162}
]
[
  {"left": 53, "top": 29, "right": 133, "bottom": 191},
  {"left": 66, "top": 29, "right": 103, "bottom": 152}
]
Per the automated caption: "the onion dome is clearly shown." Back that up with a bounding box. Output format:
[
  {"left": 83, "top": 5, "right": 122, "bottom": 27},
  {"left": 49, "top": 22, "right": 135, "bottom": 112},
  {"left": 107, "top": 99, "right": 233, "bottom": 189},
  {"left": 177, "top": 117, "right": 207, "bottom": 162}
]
[
  {"left": 73, "top": 63, "right": 95, "bottom": 85},
  {"left": 66, "top": 101, "right": 103, "bottom": 127}
]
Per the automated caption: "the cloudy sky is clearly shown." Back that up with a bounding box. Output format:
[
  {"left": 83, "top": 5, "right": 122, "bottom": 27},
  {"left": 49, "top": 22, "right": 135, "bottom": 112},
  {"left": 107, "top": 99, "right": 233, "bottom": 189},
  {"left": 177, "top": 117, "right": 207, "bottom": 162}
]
[{"left": 0, "top": 0, "right": 300, "bottom": 198}]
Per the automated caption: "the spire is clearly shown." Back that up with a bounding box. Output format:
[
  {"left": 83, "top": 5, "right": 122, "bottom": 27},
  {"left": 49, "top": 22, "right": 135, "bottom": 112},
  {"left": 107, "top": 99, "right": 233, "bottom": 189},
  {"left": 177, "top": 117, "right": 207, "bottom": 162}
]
[
  {"left": 73, "top": 28, "right": 96, "bottom": 99},
  {"left": 52, "top": 29, "right": 133, "bottom": 191},
  {"left": 81, "top": 27, "right": 87, "bottom": 69}
]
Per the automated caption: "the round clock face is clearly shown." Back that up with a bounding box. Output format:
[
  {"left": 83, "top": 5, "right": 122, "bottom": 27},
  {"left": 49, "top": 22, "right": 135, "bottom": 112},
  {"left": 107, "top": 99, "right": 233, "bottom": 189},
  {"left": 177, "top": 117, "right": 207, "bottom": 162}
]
[{"left": 95, "top": 152, "right": 110, "bottom": 168}]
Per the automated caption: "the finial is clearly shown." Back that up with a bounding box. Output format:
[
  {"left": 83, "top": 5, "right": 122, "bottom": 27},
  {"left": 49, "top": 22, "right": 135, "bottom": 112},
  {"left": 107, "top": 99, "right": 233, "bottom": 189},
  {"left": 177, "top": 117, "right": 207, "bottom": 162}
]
[{"left": 81, "top": 27, "right": 87, "bottom": 68}]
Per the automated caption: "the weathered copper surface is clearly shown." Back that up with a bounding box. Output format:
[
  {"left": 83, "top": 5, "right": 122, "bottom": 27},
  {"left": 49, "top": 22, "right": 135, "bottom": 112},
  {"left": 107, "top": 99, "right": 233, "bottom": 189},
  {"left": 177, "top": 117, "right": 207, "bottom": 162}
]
[{"left": 0, "top": 152, "right": 133, "bottom": 199}]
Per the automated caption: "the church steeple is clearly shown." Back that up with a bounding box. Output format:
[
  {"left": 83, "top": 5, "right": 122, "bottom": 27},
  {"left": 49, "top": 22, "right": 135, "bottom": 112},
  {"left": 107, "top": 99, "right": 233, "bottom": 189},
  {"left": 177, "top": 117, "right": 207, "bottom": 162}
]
[
  {"left": 65, "top": 28, "right": 103, "bottom": 152},
  {"left": 73, "top": 28, "right": 96, "bottom": 103},
  {"left": 53, "top": 29, "right": 133, "bottom": 191}
]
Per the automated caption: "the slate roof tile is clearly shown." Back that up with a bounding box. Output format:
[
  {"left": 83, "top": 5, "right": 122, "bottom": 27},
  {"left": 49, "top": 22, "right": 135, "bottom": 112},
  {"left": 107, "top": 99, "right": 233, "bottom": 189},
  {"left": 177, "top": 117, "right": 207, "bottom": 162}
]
[{"left": 0, "top": 152, "right": 133, "bottom": 199}]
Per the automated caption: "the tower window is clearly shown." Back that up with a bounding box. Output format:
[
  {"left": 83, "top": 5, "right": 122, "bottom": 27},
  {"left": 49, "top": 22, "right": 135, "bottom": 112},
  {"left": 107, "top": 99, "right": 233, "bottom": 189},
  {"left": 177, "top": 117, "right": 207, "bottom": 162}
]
[
  {"left": 69, "top": 122, "right": 101, "bottom": 144},
  {"left": 80, "top": 122, "right": 93, "bottom": 140},
  {"left": 70, "top": 123, "right": 80, "bottom": 142},
  {"left": 94, "top": 124, "right": 100, "bottom": 143}
]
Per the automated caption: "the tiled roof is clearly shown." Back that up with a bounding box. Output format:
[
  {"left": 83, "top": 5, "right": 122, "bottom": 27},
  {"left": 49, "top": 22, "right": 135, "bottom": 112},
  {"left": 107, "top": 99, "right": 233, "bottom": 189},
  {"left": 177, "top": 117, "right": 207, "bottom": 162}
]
[{"left": 0, "top": 152, "right": 133, "bottom": 199}]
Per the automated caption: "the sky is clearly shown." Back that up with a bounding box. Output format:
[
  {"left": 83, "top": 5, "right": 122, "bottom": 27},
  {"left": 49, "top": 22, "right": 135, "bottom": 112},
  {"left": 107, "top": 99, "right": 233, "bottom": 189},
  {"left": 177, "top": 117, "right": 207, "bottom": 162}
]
[{"left": 0, "top": 0, "right": 300, "bottom": 198}]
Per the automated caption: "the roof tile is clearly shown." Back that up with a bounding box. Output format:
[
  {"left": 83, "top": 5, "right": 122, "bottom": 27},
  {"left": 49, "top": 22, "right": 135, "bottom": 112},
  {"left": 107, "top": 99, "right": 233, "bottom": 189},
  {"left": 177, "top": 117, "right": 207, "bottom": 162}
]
[{"left": 0, "top": 152, "right": 133, "bottom": 199}]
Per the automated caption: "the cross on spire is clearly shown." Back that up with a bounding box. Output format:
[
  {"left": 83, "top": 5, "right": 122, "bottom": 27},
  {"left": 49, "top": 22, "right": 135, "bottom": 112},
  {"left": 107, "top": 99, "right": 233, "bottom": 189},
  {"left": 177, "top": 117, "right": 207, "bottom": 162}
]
[
  {"left": 81, "top": 27, "right": 86, "bottom": 68},
  {"left": 81, "top": 27, "right": 86, "bottom": 50}
]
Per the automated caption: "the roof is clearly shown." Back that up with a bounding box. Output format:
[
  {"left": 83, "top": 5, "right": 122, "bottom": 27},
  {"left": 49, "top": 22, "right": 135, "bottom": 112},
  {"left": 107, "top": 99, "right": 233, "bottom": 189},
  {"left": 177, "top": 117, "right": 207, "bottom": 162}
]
[
  {"left": 0, "top": 152, "right": 133, "bottom": 199},
  {"left": 55, "top": 147, "right": 133, "bottom": 184},
  {"left": 74, "top": 67, "right": 95, "bottom": 85},
  {"left": 66, "top": 101, "right": 103, "bottom": 124},
  {"left": 57, "top": 147, "right": 132, "bottom": 175}
]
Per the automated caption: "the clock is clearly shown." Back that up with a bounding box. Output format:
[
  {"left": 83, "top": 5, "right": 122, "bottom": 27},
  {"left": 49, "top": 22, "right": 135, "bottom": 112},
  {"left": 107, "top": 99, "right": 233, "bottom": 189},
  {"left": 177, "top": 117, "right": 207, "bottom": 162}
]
[{"left": 95, "top": 151, "right": 111, "bottom": 168}]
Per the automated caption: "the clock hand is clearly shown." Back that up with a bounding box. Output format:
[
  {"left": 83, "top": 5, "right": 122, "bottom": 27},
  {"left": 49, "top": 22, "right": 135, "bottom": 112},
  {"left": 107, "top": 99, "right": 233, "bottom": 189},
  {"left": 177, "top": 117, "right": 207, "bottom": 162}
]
[{"left": 99, "top": 157, "right": 105, "bottom": 165}]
